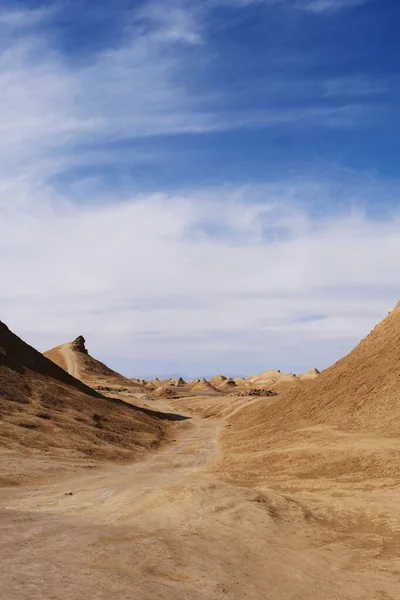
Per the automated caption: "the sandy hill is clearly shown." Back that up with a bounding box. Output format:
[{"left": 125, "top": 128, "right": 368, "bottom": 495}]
[
  {"left": 247, "top": 369, "right": 280, "bottom": 383},
  {"left": 248, "top": 367, "right": 319, "bottom": 384},
  {"left": 177, "top": 367, "right": 316, "bottom": 398},
  {"left": 186, "top": 378, "right": 200, "bottom": 391},
  {"left": 153, "top": 386, "right": 178, "bottom": 399},
  {"left": 175, "top": 377, "right": 187, "bottom": 387},
  {"left": 210, "top": 375, "right": 227, "bottom": 387},
  {"left": 191, "top": 378, "right": 220, "bottom": 394},
  {"left": 246, "top": 370, "right": 302, "bottom": 395},
  {"left": 0, "top": 321, "right": 168, "bottom": 463},
  {"left": 217, "top": 379, "right": 237, "bottom": 393},
  {"left": 145, "top": 381, "right": 157, "bottom": 391},
  {"left": 249, "top": 369, "right": 297, "bottom": 384},
  {"left": 44, "top": 336, "right": 139, "bottom": 390},
  {"left": 221, "top": 301, "right": 400, "bottom": 484},
  {"left": 159, "top": 378, "right": 175, "bottom": 387},
  {"left": 299, "top": 367, "right": 320, "bottom": 381}
]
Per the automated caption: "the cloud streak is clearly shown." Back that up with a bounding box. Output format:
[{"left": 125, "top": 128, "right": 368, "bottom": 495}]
[
  {"left": 209, "top": 0, "right": 370, "bottom": 12},
  {"left": 0, "top": 4, "right": 58, "bottom": 29},
  {"left": 300, "top": 0, "right": 370, "bottom": 14},
  {"left": 0, "top": 0, "right": 381, "bottom": 184}
]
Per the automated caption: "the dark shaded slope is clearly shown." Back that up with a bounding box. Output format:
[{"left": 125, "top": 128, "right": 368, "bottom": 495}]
[{"left": 0, "top": 322, "right": 166, "bottom": 460}]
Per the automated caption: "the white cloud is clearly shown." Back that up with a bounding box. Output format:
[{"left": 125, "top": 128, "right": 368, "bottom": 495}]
[
  {"left": 300, "top": 0, "right": 370, "bottom": 14},
  {"left": 133, "top": 1, "right": 203, "bottom": 45},
  {"left": 208, "top": 0, "right": 370, "bottom": 12},
  {"left": 0, "top": 2, "right": 221, "bottom": 183},
  {"left": 0, "top": 32, "right": 195, "bottom": 172},
  {"left": 1, "top": 178, "right": 399, "bottom": 375},
  {"left": 0, "top": 5, "right": 57, "bottom": 29}
]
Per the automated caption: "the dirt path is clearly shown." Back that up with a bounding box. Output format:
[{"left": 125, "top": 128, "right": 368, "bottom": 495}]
[
  {"left": 1, "top": 404, "right": 220, "bottom": 519},
  {"left": 60, "top": 344, "right": 79, "bottom": 379},
  {"left": 1, "top": 403, "right": 399, "bottom": 599}
]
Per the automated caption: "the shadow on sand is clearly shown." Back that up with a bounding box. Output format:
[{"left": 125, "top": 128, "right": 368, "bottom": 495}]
[{"left": 101, "top": 396, "right": 191, "bottom": 422}]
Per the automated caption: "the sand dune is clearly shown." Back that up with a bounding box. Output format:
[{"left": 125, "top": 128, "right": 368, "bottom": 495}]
[
  {"left": 232, "top": 302, "right": 400, "bottom": 435},
  {"left": 160, "top": 378, "right": 175, "bottom": 387},
  {"left": 144, "top": 381, "right": 156, "bottom": 391},
  {"left": 299, "top": 366, "right": 320, "bottom": 380},
  {"left": 220, "top": 301, "right": 400, "bottom": 486},
  {"left": 245, "top": 368, "right": 311, "bottom": 394},
  {"left": 0, "top": 322, "right": 169, "bottom": 468},
  {"left": 153, "top": 385, "right": 178, "bottom": 399},
  {"left": 210, "top": 375, "right": 227, "bottom": 387},
  {"left": 217, "top": 379, "right": 237, "bottom": 393},
  {"left": 204, "top": 367, "right": 320, "bottom": 397},
  {"left": 190, "top": 378, "right": 220, "bottom": 394},
  {"left": 45, "top": 336, "right": 142, "bottom": 391}
]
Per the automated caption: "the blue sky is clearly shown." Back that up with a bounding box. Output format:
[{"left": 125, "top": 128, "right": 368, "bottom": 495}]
[{"left": 1, "top": 0, "right": 400, "bottom": 378}]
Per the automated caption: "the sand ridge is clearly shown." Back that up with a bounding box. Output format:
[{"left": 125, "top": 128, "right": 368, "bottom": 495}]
[
  {"left": 0, "top": 321, "right": 173, "bottom": 466},
  {"left": 44, "top": 335, "right": 144, "bottom": 392},
  {"left": 190, "top": 378, "right": 220, "bottom": 394}
]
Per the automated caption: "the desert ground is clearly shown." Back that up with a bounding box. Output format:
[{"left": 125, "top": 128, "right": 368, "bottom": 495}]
[{"left": 2, "top": 305, "right": 400, "bottom": 599}]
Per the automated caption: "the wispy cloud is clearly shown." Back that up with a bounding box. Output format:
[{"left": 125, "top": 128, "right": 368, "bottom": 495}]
[
  {"left": 133, "top": 1, "right": 204, "bottom": 45},
  {"left": 300, "top": 0, "right": 370, "bottom": 14},
  {"left": 0, "top": 5, "right": 58, "bottom": 29},
  {"left": 0, "top": 5, "right": 215, "bottom": 180},
  {"left": 208, "top": 0, "right": 370, "bottom": 12},
  {"left": 322, "top": 76, "right": 388, "bottom": 97},
  {"left": 0, "top": 2, "right": 372, "bottom": 186},
  {"left": 0, "top": 0, "right": 386, "bottom": 183}
]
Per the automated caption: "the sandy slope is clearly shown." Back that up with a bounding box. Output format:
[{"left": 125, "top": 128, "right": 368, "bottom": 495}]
[
  {"left": 171, "top": 393, "right": 262, "bottom": 419},
  {"left": 2, "top": 398, "right": 399, "bottom": 599},
  {"left": 190, "top": 379, "right": 220, "bottom": 394},
  {"left": 0, "top": 321, "right": 170, "bottom": 470},
  {"left": 204, "top": 303, "right": 400, "bottom": 598},
  {"left": 219, "top": 301, "right": 400, "bottom": 484},
  {"left": 44, "top": 335, "right": 142, "bottom": 391}
]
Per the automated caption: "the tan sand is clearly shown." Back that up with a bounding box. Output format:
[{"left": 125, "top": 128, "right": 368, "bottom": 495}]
[
  {"left": 190, "top": 378, "right": 220, "bottom": 394},
  {"left": 210, "top": 375, "right": 227, "bottom": 386},
  {"left": 0, "top": 322, "right": 170, "bottom": 468},
  {"left": 3, "top": 306, "right": 400, "bottom": 599},
  {"left": 217, "top": 379, "right": 237, "bottom": 393},
  {"left": 44, "top": 336, "right": 142, "bottom": 391},
  {"left": 299, "top": 367, "right": 320, "bottom": 381}
]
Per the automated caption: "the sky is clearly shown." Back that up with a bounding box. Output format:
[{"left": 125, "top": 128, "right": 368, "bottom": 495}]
[{"left": 1, "top": 0, "right": 400, "bottom": 378}]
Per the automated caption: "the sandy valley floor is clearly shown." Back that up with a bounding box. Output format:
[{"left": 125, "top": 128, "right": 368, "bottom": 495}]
[{"left": 1, "top": 397, "right": 400, "bottom": 600}]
